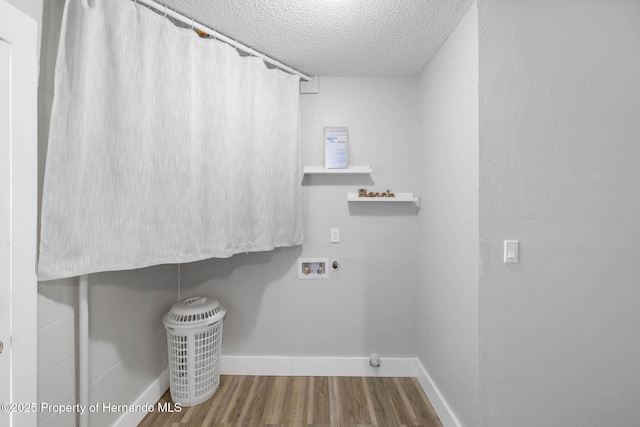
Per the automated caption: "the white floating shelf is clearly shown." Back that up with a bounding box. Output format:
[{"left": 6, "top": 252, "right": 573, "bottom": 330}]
[
  {"left": 347, "top": 192, "right": 419, "bottom": 203},
  {"left": 304, "top": 165, "right": 373, "bottom": 175}
]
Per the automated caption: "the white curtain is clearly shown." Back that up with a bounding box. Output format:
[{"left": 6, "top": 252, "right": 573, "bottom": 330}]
[{"left": 38, "top": 0, "right": 303, "bottom": 281}]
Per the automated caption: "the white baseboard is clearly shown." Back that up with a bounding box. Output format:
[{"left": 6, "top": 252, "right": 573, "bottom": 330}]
[
  {"left": 112, "top": 369, "right": 169, "bottom": 427},
  {"left": 112, "top": 357, "right": 461, "bottom": 427},
  {"left": 415, "top": 359, "right": 462, "bottom": 427},
  {"left": 220, "top": 355, "right": 417, "bottom": 377}
]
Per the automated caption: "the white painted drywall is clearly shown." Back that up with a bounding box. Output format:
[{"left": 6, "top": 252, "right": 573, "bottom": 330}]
[
  {"left": 479, "top": 0, "right": 640, "bottom": 425},
  {"left": 36, "top": 2, "right": 179, "bottom": 425},
  {"left": 4, "top": 0, "right": 43, "bottom": 60},
  {"left": 180, "top": 77, "right": 420, "bottom": 359},
  {"left": 417, "top": 3, "right": 478, "bottom": 426},
  {"left": 4, "top": 0, "right": 41, "bottom": 22}
]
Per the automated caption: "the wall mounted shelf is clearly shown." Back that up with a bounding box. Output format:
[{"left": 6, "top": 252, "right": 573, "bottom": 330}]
[
  {"left": 303, "top": 165, "right": 373, "bottom": 175},
  {"left": 347, "top": 192, "right": 419, "bottom": 203}
]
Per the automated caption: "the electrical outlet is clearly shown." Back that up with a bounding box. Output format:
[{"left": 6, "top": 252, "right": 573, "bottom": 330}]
[{"left": 331, "top": 228, "right": 340, "bottom": 243}]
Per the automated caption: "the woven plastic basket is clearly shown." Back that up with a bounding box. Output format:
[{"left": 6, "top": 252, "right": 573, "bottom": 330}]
[{"left": 163, "top": 297, "right": 226, "bottom": 407}]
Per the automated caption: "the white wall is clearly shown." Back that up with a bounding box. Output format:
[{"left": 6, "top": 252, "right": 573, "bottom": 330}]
[
  {"left": 417, "top": 3, "right": 478, "bottom": 426},
  {"left": 37, "top": 2, "right": 179, "bottom": 426},
  {"left": 4, "top": 0, "right": 43, "bottom": 63},
  {"left": 181, "top": 77, "right": 420, "bottom": 359},
  {"left": 4, "top": 0, "right": 41, "bottom": 22},
  {"left": 478, "top": 0, "right": 640, "bottom": 425}
]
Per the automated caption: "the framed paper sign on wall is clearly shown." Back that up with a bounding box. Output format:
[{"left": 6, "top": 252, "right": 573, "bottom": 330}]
[{"left": 324, "top": 127, "right": 349, "bottom": 169}]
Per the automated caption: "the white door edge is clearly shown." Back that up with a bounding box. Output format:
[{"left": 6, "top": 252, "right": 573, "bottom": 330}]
[{"left": 0, "top": 1, "right": 39, "bottom": 426}]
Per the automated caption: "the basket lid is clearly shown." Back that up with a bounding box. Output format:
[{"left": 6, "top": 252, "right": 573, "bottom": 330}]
[{"left": 163, "top": 296, "right": 226, "bottom": 327}]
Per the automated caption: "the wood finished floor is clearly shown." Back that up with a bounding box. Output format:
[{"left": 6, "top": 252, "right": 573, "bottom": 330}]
[{"left": 139, "top": 375, "right": 443, "bottom": 427}]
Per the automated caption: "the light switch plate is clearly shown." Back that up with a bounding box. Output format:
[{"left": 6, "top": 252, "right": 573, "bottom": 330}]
[{"left": 504, "top": 240, "right": 519, "bottom": 263}]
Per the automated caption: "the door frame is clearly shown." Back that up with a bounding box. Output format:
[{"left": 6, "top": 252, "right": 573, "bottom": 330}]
[{"left": 0, "top": 1, "right": 38, "bottom": 426}]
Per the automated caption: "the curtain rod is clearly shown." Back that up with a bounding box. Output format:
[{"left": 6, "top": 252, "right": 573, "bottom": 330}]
[{"left": 133, "top": 0, "right": 313, "bottom": 82}]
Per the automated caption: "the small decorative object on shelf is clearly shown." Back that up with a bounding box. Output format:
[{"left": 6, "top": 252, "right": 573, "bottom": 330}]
[
  {"left": 358, "top": 188, "right": 395, "bottom": 198},
  {"left": 347, "top": 192, "right": 419, "bottom": 203}
]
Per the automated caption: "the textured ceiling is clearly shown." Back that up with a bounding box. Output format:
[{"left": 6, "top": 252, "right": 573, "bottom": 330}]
[{"left": 161, "top": 0, "right": 473, "bottom": 77}]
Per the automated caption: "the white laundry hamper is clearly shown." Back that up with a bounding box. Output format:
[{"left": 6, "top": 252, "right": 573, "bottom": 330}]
[{"left": 163, "top": 297, "right": 226, "bottom": 407}]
